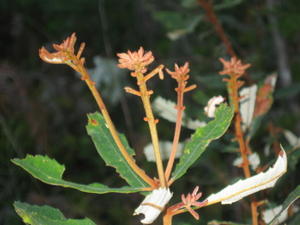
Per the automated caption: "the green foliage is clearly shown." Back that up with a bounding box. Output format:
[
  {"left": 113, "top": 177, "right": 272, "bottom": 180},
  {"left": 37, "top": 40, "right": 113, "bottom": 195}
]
[
  {"left": 86, "top": 112, "right": 148, "bottom": 188},
  {"left": 12, "top": 155, "right": 142, "bottom": 194},
  {"left": 269, "top": 185, "right": 300, "bottom": 225},
  {"left": 4, "top": 0, "right": 300, "bottom": 224},
  {"left": 213, "top": 0, "right": 244, "bottom": 11},
  {"left": 171, "top": 104, "right": 234, "bottom": 181},
  {"left": 153, "top": 11, "right": 203, "bottom": 40},
  {"left": 288, "top": 212, "right": 300, "bottom": 225},
  {"left": 208, "top": 220, "right": 247, "bottom": 225},
  {"left": 14, "top": 201, "right": 96, "bottom": 225}
]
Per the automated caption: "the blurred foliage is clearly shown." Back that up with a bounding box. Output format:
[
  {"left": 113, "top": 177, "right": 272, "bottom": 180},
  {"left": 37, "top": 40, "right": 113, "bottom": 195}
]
[{"left": 1, "top": 0, "right": 299, "bottom": 224}]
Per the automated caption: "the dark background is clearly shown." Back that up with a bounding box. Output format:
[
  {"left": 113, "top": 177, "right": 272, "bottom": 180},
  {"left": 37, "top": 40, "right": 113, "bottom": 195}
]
[{"left": 1, "top": 0, "right": 299, "bottom": 224}]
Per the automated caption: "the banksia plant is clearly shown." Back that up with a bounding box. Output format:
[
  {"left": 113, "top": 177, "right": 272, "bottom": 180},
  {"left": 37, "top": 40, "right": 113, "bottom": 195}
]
[{"left": 12, "top": 33, "right": 291, "bottom": 225}]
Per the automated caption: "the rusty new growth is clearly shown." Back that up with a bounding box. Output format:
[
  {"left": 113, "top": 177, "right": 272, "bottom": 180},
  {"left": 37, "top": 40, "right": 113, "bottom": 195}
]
[
  {"left": 163, "top": 186, "right": 207, "bottom": 225},
  {"left": 219, "top": 57, "right": 262, "bottom": 225},
  {"left": 164, "top": 63, "right": 196, "bottom": 184},
  {"left": 219, "top": 57, "right": 252, "bottom": 176},
  {"left": 117, "top": 47, "right": 167, "bottom": 187},
  {"left": 39, "top": 33, "right": 207, "bottom": 224},
  {"left": 38, "top": 31, "right": 276, "bottom": 225},
  {"left": 197, "top": 1, "right": 263, "bottom": 224},
  {"left": 39, "top": 34, "right": 156, "bottom": 188}
]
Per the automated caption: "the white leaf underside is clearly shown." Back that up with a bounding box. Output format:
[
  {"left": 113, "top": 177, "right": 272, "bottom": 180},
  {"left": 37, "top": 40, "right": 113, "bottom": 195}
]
[
  {"left": 239, "top": 85, "right": 257, "bottom": 130},
  {"left": 206, "top": 148, "right": 287, "bottom": 205},
  {"left": 233, "top": 152, "right": 260, "bottom": 171},
  {"left": 262, "top": 205, "right": 288, "bottom": 225},
  {"left": 153, "top": 96, "right": 206, "bottom": 130},
  {"left": 143, "top": 141, "right": 183, "bottom": 161},
  {"left": 134, "top": 188, "right": 173, "bottom": 224}
]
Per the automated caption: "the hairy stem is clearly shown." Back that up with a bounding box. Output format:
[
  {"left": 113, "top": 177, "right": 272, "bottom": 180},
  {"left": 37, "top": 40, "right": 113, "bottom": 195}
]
[
  {"left": 75, "top": 62, "right": 155, "bottom": 187},
  {"left": 229, "top": 77, "right": 258, "bottom": 225},
  {"left": 165, "top": 85, "right": 185, "bottom": 182},
  {"left": 136, "top": 72, "right": 167, "bottom": 187},
  {"left": 230, "top": 77, "right": 251, "bottom": 177}
]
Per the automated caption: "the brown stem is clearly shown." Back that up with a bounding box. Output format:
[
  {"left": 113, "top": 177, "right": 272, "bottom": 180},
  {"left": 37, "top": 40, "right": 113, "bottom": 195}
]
[
  {"left": 251, "top": 201, "right": 259, "bottom": 225},
  {"left": 74, "top": 61, "right": 155, "bottom": 187},
  {"left": 165, "top": 85, "right": 185, "bottom": 182},
  {"left": 198, "top": 0, "right": 236, "bottom": 58},
  {"left": 229, "top": 76, "right": 258, "bottom": 224},
  {"left": 198, "top": 0, "right": 253, "bottom": 83},
  {"left": 163, "top": 213, "right": 173, "bottom": 225},
  {"left": 163, "top": 208, "right": 183, "bottom": 225},
  {"left": 235, "top": 113, "right": 251, "bottom": 178},
  {"left": 136, "top": 72, "right": 167, "bottom": 187}
]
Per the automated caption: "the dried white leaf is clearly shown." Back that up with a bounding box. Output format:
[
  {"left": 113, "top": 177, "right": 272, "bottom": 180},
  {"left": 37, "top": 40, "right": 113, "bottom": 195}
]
[
  {"left": 262, "top": 205, "right": 288, "bottom": 225},
  {"left": 134, "top": 188, "right": 173, "bottom": 224},
  {"left": 204, "top": 96, "right": 225, "bottom": 118},
  {"left": 206, "top": 148, "right": 287, "bottom": 205},
  {"left": 153, "top": 97, "right": 178, "bottom": 123},
  {"left": 233, "top": 152, "right": 260, "bottom": 171},
  {"left": 283, "top": 129, "right": 300, "bottom": 147},
  {"left": 153, "top": 97, "right": 206, "bottom": 130},
  {"left": 239, "top": 85, "right": 257, "bottom": 130},
  {"left": 143, "top": 141, "right": 183, "bottom": 162},
  {"left": 184, "top": 119, "right": 206, "bottom": 130}
]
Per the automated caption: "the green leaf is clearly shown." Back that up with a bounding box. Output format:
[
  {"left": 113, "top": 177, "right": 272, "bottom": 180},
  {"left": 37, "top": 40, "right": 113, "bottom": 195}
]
[
  {"left": 86, "top": 112, "right": 148, "bottom": 188},
  {"left": 14, "top": 201, "right": 96, "bottom": 225},
  {"left": 171, "top": 104, "right": 234, "bottom": 181},
  {"left": 288, "top": 211, "right": 300, "bottom": 225},
  {"left": 153, "top": 11, "right": 202, "bottom": 40},
  {"left": 12, "top": 155, "right": 143, "bottom": 194},
  {"left": 208, "top": 220, "right": 247, "bottom": 225},
  {"left": 269, "top": 185, "right": 300, "bottom": 225},
  {"left": 214, "top": 0, "right": 244, "bottom": 11}
]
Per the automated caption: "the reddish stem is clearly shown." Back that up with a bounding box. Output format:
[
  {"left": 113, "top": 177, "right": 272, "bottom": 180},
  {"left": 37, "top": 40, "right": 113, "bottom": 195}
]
[
  {"left": 165, "top": 84, "right": 185, "bottom": 182},
  {"left": 198, "top": 0, "right": 236, "bottom": 58}
]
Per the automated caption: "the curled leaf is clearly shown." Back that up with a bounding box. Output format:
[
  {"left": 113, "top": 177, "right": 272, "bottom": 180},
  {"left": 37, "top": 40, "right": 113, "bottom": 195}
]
[
  {"left": 206, "top": 148, "right": 287, "bottom": 205},
  {"left": 134, "top": 188, "right": 173, "bottom": 224},
  {"left": 254, "top": 74, "right": 277, "bottom": 117},
  {"left": 204, "top": 95, "right": 225, "bottom": 118}
]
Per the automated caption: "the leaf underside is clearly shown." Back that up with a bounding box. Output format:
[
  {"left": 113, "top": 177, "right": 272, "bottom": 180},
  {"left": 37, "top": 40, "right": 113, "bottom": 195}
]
[
  {"left": 12, "top": 155, "right": 143, "bottom": 194},
  {"left": 171, "top": 104, "right": 234, "bottom": 181},
  {"left": 86, "top": 112, "right": 148, "bottom": 188},
  {"left": 14, "top": 201, "right": 96, "bottom": 225},
  {"left": 206, "top": 149, "right": 287, "bottom": 205}
]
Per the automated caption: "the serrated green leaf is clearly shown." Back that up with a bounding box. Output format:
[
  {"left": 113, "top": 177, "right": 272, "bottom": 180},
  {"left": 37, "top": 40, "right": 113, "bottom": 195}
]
[
  {"left": 86, "top": 112, "right": 148, "bottom": 188},
  {"left": 12, "top": 155, "right": 143, "bottom": 194},
  {"left": 171, "top": 104, "right": 234, "bottom": 181},
  {"left": 14, "top": 201, "right": 96, "bottom": 225},
  {"left": 269, "top": 185, "right": 300, "bottom": 225}
]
